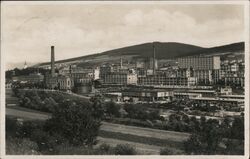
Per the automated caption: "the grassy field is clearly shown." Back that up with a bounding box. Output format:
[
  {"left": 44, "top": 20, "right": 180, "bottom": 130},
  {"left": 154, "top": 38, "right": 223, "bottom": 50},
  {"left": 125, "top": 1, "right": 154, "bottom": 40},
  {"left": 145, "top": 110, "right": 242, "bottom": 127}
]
[
  {"left": 99, "top": 130, "right": 186, "bottom": 154},
  {"left": 6, "top": 107, "right": 189, "bottom": 154},
  {"left": 101, "top": 121, "right": 190, "bottom": 142}
]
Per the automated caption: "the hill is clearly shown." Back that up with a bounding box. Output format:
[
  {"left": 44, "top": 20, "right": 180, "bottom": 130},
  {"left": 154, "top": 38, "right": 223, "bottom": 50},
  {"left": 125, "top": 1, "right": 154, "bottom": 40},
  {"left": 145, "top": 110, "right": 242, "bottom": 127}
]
[
  {"left": 37, "top": 42, "right": 244, "bottom": 67},
  {"left": 180, "top": 42, "right": 244, "bottom": 57}
]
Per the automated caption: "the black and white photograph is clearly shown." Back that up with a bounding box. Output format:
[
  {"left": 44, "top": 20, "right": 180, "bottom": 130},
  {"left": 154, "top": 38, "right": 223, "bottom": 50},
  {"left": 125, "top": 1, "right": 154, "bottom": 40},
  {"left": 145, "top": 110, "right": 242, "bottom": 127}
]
[{"left": 1, "top": 1, "right": 249, "bottom": 157}]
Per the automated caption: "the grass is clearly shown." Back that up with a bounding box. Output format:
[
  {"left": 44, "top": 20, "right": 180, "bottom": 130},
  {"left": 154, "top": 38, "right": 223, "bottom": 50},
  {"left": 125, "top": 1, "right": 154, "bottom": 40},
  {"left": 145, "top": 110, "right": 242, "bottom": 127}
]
[
  {"left": 7, "top": 106, "right": 51, "bottom": 116},
  {"left": 98, "top": 130, "right": 185, "bottom": 153}
]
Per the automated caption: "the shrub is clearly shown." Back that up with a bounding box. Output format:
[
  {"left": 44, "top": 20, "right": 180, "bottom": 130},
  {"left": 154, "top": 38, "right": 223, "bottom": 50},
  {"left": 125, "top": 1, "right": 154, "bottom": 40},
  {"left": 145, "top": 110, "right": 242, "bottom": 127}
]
[
  {"left": 6, "top": 137, "right": 40, "bottom": 155},
  {"left": 114, "top": 144, "right": 136, "bottom": 155},
  {"left": 160, "top": 147, "right": 174, "bottom": 155},
  {"left": 98, "top": 143, "right": 112, "bottom": 154},
  {"left": 30, "top": 129, "right": 57, "bottom": 153},
  {"left": 18, "top": 120, "right": 44, "bottom": 138},
  {"left": 106, "top": 101, "right": 121, "bottom": 118},
  {"left": 6, "top": 117, "right": 18, "bottom": 137}
]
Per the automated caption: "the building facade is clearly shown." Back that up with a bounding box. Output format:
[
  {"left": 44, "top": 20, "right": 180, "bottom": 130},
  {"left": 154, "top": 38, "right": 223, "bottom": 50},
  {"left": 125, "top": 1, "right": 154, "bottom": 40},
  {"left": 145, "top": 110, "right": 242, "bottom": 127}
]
[
  {"left": 177, "top": 56, "right": 221, "bottom": 70},
  {"left": 57, "top": 76, "right": 74, "bottom": 90},
  {"left": 138, "top": 75, "right": 197, "bottom": 87},
  {"left": 12, "top": 73, "right": 44, "bottom": 83}
]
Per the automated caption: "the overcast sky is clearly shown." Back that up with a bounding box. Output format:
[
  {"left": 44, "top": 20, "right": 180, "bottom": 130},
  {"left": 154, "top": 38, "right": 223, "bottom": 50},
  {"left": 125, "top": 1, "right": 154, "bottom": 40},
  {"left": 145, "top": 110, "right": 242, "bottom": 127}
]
[{"left": 2, "top": 2, "right": 245, "bottom": 69}]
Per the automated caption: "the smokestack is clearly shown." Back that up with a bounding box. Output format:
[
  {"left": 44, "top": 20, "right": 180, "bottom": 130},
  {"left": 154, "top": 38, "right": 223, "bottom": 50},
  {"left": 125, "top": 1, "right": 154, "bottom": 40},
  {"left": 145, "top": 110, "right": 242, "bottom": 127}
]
[
  {"left": 69, "top": 65, "right": 72, "bottom": 74},
  {"left": 120, "top": 57, "right": 123, "bottom": 69},
  {"left": 51, "top": 46, "right": 55, "bottom": 77},
  {"left": 153, "top": 42, "right": 156, "bottom": 75}
]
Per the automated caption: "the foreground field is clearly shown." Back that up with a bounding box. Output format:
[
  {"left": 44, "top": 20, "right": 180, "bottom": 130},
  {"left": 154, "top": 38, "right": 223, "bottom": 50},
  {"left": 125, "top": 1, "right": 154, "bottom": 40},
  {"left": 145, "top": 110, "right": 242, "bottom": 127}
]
[{"left": 6, "top": 106, "right": 189, "bottom": 154}]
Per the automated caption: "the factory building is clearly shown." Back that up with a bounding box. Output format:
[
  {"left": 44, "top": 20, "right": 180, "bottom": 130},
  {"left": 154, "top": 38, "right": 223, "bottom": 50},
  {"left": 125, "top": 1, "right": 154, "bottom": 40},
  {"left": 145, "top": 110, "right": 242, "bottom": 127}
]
[
  {"left": 193, "top": 70, "right": 213, "bottom": 84},
  {"left": 103, "top": 70, "right": 138, "bottom": 85},
  {"left": 122, "top": 89, "right": 174, "bottom": 103},
  {"left": 12, "top": 73, "right": 44, "bottom": 83},
  {"left": 138, "top": 75, "right": 197, "bottom": 87},
  {"left": 176, "top": 56, "right": 221, "bottom": 85},
  {"left": 57, "top": 75, "right": 74, "bottom": 90},
  {"left": 100, "top": 64, "right": 114, "bottom": 79},
  {"left": 45, "top": 46, "right": 74, "bottom": 91},
  {"left": 177, "top": 56, "right": 221, "bottom": 70},
  {"left": 220, "top": 60, "right": 245, "bottom": 87},
  {"left": 104, "top": 88, "right": 174, "bottom": 103}
]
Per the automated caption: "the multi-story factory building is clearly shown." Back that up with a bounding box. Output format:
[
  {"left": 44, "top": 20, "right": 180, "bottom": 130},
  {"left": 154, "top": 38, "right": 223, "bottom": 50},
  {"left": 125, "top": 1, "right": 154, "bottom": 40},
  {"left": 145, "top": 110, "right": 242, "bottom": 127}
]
[
  {"left": 45, "top": 46, "right": 74, "bottom": 91},
  {"left": 176, "top": 56, "right": 221, "bottom": 85},
  {"left": 138, "top": 75, "right": 197, "bottom": 87},
  {"left": 177, "top": 56, "right": 220, "bottom": 70},
  {"left": 103, "top": 71, "right": 138, "bottom": 85},
  {"left": 220, "top": 60, "right": 245, "bottom": 87}
]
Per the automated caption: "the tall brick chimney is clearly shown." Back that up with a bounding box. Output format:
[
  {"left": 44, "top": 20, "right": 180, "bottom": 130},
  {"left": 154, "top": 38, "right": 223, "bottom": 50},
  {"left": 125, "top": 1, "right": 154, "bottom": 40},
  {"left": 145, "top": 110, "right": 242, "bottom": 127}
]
[
  {"left": 153, "top": 42, "right": 156, "bottom": 75},
  {"left": 51, "top": 46, "right": 55, "bottom": 77}
]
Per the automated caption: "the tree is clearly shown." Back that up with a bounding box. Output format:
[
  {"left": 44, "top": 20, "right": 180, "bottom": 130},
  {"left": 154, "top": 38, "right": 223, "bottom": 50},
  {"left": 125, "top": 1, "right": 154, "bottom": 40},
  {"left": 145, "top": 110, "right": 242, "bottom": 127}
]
[
  {"left": 105, "top": 101, "right": 121, "bottom": 118},
  {"left": 184, "top": 119, "right": 222, "bottom": 155},
  {"left": 189, "top": 116, "right": 200, "bottom": 132},
  {"left": 231, "top": 117, "right": 244, "bottom": 140},
  {"left": 90, "top": 95, "right": 105, "bottom": 119},
  {"left": 221, "top": 117, "right": 232, "bottom": 138},
  {"left": 182, "top": 114, "right": 190, "bottom": 124},
  {"left": 202, "top": 119, "right": 222, "bottom": 154},
  {"left": 184, "top": 134, "right": 203, "bottom": 155},
  {"left": 44, "top": 100, "right": 101, "bottom": 146}
]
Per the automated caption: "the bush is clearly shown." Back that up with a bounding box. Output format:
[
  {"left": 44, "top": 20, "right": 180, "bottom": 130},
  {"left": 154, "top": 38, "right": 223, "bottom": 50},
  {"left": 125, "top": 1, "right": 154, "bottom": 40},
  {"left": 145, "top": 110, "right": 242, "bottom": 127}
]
[
  {"left": 160, "top": 147, "right": 174, "bottom": 155},
  {"left": 6, "top": 117, "right": 18, "bottom": 137},
  {"left": 184, "top": 119, "right": 223, "bottom": 155},
  {"left": 231, "top": 117, "right": 244, "bottom": 140},
  {"left": 6, "top": 137, "right": 40, "bottom": 155},
  {"left": 114, "top": 144, "right": 136, "bottom": 155},
  {"left": 98, "top": 143, "right": 112, "bottom": 154},
  {"left": 30, "top": 129, "right": 57, "bottom": 153},
  {"left": 184, "top": 134, "right": 203, "bottom": 155},
  {"left": 18, "top": 120, "right": 44, "bottom": 138},
  {"left": 105, "top": 102, "right": 121, "bottom": 118}
]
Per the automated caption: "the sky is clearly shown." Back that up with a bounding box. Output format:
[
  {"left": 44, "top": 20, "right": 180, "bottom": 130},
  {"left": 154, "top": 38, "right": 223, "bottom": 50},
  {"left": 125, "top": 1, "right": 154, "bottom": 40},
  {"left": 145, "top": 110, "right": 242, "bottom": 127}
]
[{"left": 1, "top": 2, "right": 245, "bottom": 69}]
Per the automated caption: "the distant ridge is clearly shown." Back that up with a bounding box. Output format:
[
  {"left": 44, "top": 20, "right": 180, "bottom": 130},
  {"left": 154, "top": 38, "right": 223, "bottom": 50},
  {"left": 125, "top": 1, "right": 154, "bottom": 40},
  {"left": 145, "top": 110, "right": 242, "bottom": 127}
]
[
  {"left": 180, "top": 42, "right": 244, "bottom": 57},
  {"left": 37, "top": 41, "right": 244, "bottom": 67}
]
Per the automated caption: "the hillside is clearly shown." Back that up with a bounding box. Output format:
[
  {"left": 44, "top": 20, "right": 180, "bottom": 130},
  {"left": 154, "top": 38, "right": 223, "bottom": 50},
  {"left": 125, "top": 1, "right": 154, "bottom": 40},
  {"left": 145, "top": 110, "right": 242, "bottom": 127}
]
[
  {"left": 37, "top": 42, "right": 244, "bottom": 67},
  {"left": 99, "top": 42, "right": 205, "bottom": 59},
  {"left": 180, "top": 42, "right": 244, "bottom": 57}
]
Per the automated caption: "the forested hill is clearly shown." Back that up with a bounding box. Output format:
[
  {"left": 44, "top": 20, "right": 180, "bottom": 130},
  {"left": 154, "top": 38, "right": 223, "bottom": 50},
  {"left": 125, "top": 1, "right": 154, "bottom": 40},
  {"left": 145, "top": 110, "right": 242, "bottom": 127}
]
[{"left": 37, "top": 42, "right": 244, "bottom": 67}]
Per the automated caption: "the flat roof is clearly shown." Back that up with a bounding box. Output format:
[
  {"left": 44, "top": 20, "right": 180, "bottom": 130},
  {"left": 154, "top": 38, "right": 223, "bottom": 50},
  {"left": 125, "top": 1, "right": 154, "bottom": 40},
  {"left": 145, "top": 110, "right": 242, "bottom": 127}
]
[
  {"left": 220, "top": 95, "right": 244, "bottom": 98},
  {"left": 188, "top": 90, "right": 215, "bottom": 93},
  {"left": 190, "top": 97, "right": 244, "bottom": 102}
]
